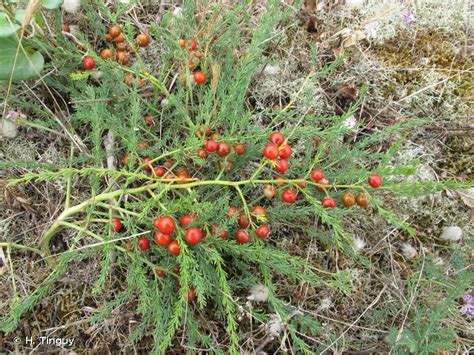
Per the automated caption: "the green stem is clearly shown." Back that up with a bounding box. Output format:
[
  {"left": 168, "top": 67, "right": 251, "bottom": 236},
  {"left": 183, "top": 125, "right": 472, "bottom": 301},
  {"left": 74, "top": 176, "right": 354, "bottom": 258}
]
[
  {"left": 39, "top": 177, "right": 369, "bottom": 254},
  {"left": 0, "top": 242, "right": 44, "bottom": 256},
  {"left": 250, "top": 160, "right": 268, "bottom": 181},
  {"left": 235, "top": 185, "right": 254, "bottom": 226}
]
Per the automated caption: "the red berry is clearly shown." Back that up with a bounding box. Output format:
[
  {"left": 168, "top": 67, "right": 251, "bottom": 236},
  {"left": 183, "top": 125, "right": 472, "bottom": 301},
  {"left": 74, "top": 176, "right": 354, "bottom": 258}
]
[
  {"left": 142, "top": 156, "right": 153, "bottom": 171},
  {"left": 197, "top": 125, "right": 211, "bottom": 138},
  {"left": 275, "top": 176, "right": 286, "bottom": 186},
  {"left": 205, "top": 139, "right": 218, "bottom": 152},
  {"left": 210, "top": 132, "right": 221, "bottom": 140},
  {"left": 193, "top": 71, "right": 206, "bottom": 84},
  {"left": 116, "top": 51, "right": 129, "bottom": 65},
  {"left": 180, "top": 214, "right": 196, "bottom": 227},
  {"left": 311, "top": 168, "right": 324, "bottom": 182},
  {"left": 251, "top": 205, "right": 268, "bottom": 218},
  {"left": 153, "top": 231, "right": 172, "bottom": 246},
  {"left": 82, "top": 55, "right": 96, "bottom": 70},
  {"left": 321, "top": 196, "right": 336, "bottom": 208},
  {"left": 189, "top": 39, "right": 197, "bottom": 51},
  {"left": 368, "top": 173, "right": 382, "bottom": 188},
  {"left": 197, "top": 148, "right": 208, "bottom": 159},
  {"left": 154, "top": 216, "right": 176, "bottom": 235},
  {"left": 235, "top": 229, "right": 250, "bottom": 244},
  {"left": 187, "top": 288, "right": 196, "bottom": 302},
  {"left": 356, "top": 192, "right": 370, "bottom": 207},
  {"left": 238, "top": 214, "right": 250, "bottom": 228},
  {"left": 144, "top": 114, "right": 154, "bottom": 126},
  {"left": 217, "top": 142, "right": 231, "bottom": 157},
  {"left": 154, "top": 166, "right": 165, "bottom": 177},
  {"left": 155, "top": 269, "right": 166, "bottom": 278},
  {"left": 296, "top": 176, "right": 307, "bottom": 188},
  {"left": 315, "top": 177, "right": 330, "bottom": 192},
  {"left": 263, "top": 143, "right": 280, "bottom": 160},
  {"left": 114, "top": 33, "right": 125, "bottom": 43},
  {"left": 175, "top": 167, "right": 190, "bottom": 181},
  {"left": 269, "top": 132, "right": 285, "bottom": 146},
  {"left": 256, "top": 225, "right": 270, "bottom": 238},
  {"left": 137, "top": 236, "right": 150, "bottom": 251},
  {"left": 263, "top": 184, "right": 277, "bottom": 199},
  {"left": 185, "top": 227, "right": 203, "bottom": 245},
  {"left": 179, "top": 39, "right": 186, "bottom": 48},
  {"left": 136, "top": 33, "right": 150, "bottom": 47},
  {"left": 218, "top": 160, "right": 234, "bottom": 173},
  {"left": 109, "top": 25, "right": 121, "bottom": 38},
  {"left": 212, "top": 224, "right": 227, "bottom": 239},
  {"left": 226, "top": 206, "right": 239, "bottom": 218},
  {"left": 111, "top": 218, "right": 122, "bottom": 232},
  {"left": 275, "top": 158, "right": 289, "bottom": 173},
  {"left": 168, "top": 240, "right": 181, "bottom": 255},
  {"left": 279, "top": 144, "right": 292, "bottom": 158},
  {"left": 341, "top": 191, "right": 356, "bottom": 207},
  {"left": 100, "top": 48, "right": 115, "bottom": 60},
  {"left": 234, "top": 143, "right": 246, "bottom": 156},
  {"left": 281, "top": 189, "right": 297, "bottom": 203}
]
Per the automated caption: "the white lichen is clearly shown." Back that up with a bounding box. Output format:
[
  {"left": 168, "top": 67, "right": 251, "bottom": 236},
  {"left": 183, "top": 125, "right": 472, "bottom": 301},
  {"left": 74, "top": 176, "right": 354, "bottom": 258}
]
[
  {"left": 173, "top": 7, "right": 183, "bottom": 17},
  {"left": 439, "top": 226, "right": 463, "bottom": 242},
  {"left": 247, "top": 284, "right": 270, "bottom": 302},
  {"left": 263, "top": 64, "right": 280, "bottom": 76},
  {"left": 62, "top": 0, "right": 81, "bottom": 14},
  {"left": 318, "top": 297, "right": 333, "bottom": 311},
  {"left": 401, "top": 243, "right": 417, "bottom": 260},
  {"left": 266, "top": 314, "right": 284, "bottom": 336},
  {"left": 353, "top": 237, "right": 366, "bottom": 252},
  {"left": 346, "top": 0, "right": 364, "bottom": 8}
]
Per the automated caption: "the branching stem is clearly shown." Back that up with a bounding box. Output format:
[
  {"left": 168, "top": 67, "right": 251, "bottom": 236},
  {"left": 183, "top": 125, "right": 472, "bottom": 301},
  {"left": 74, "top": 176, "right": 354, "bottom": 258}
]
[{"left": 39, "top": 176, "right": 369, "bottom": 254}]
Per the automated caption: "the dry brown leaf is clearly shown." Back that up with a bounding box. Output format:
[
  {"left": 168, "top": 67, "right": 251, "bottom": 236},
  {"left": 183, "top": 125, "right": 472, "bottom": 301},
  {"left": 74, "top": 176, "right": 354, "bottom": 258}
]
[
  {"left": 22, "top": 0, "right": 42, "bottom": 31},
  {"left": 454, "top": 188, "right": 474, "bottom": 208},
  {"left": 341, "top": 30, "right": 366, "bottom": 48},
  {"left": 211, "top": 63, "right": 220, "bottom": 95},
  {"left": 305, "top": 0, "right": 317, "bottom": 11},
  {"left": 333, "top": 46, "right": 345, "bottom": 59},
  {"left": 0, "top": 179, "right": 36, "bottom": 213},
  {"left": 337, "top": 83, "right": 359, "bottom": 101}
]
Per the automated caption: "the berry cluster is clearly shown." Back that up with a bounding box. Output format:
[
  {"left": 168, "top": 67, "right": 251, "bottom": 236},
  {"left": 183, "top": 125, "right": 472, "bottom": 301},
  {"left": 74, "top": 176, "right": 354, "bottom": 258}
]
[
  {"left": 198, "top": 127, "right": 246, "bottom": 172},
  {"left": 81, "top": 24, "right": 150, "bottom": 86},
  {"left": 113, "top": 131, "right": 383, "bottom": 261},
  {"left": 179, "top": 38, "right": 206, "bottom": 84},
  {"left": 262, "top": 131, "right": 382, "bottom": 208}
]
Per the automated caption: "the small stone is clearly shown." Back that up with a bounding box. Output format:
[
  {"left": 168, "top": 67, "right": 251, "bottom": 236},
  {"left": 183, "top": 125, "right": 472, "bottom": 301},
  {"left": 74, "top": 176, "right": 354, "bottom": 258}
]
[
  {"left": 439, "top": 226, "right": 463, "bottom": 242},
  {"left": 0, "top": 119, "right": 18, "bottom": 138},
  {"left": 1, "top": 111, "right": 21, "bottom": 138}
]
